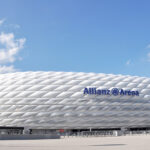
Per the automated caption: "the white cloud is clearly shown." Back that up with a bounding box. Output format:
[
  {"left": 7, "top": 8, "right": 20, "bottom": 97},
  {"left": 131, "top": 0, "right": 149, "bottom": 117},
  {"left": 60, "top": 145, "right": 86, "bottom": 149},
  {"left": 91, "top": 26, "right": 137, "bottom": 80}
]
[
  {"left": 0, "top": 32, "right": 26, "bottom": 64},
  {"left": 126, "top": 60, "right": 131, "bottom": 66},
  {"left": 0, "top": 65, "right": 16, "bottom": 73},
  {"left": 0, "top": 19, "right": 25, "bottom": 73},
  {"left": 0, "top": 18, "right": 5, "bottom": 26}
]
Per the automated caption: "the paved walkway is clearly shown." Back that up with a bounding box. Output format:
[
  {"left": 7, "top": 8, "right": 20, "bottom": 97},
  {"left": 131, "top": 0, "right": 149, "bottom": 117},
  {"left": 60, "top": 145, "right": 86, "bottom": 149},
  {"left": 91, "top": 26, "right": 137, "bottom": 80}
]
[{"left": 0, "top": 135, "right": 149, "bottom": 150}]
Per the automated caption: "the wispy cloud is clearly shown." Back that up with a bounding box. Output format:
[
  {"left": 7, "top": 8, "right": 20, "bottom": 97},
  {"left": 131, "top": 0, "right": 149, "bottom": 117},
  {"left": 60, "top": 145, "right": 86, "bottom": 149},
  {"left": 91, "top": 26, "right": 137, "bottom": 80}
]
[
  {"left": 146, "top": 44, "right": 150, "bottom": 49},
  {"left": 146, "top": 44, "right": 150, "bottom": 62},
  {"left": 0, "top": 32, "right": 26, "bottom": 64},
  {"left": 126, "top": 60, "right": 131, "bottom": 66},
  {"left": 0, "top": 65, "right": 16, "bottom": 73},
  {"left": 0, "top": 18, "right": 5, "bottom": 26},
  {"left": 9, "top": 24, "right": 20, "bottom": 29},
  {"left": 147, "top": 52, "right": 150, "bottom": 62}
]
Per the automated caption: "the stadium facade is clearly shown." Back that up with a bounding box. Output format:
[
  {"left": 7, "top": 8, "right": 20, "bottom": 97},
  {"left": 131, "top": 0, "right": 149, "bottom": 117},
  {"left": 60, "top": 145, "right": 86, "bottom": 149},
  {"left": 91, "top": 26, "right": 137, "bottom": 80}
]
[{"left": 0, "top": 71, "right": 150, "bottom": 135}]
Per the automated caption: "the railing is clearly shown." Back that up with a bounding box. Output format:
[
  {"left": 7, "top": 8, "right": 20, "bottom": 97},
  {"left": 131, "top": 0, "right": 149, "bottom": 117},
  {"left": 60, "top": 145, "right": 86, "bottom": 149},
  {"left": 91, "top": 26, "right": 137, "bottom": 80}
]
[
  {"left": 60, "top": 131, "right": 116, "bottom": 137},
  {"left": 60, "top": 130, "right": 150, "bottom": 137},
  {"left": 123, "top": 130, "right": 150, "bottom": 135}
]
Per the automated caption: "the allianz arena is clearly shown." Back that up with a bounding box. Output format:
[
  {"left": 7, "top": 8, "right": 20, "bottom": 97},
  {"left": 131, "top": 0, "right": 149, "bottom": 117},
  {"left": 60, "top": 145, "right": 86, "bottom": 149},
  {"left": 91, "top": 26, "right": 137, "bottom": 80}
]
[{"left": 0, "top": 71, "right": 150, "bottom": 135}]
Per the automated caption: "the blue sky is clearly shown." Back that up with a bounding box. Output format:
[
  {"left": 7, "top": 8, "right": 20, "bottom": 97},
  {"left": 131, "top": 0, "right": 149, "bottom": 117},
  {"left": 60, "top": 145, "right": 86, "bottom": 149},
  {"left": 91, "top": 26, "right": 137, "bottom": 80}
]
[{"left": 0, "top": 0, "right": 150, "bottom": 77}]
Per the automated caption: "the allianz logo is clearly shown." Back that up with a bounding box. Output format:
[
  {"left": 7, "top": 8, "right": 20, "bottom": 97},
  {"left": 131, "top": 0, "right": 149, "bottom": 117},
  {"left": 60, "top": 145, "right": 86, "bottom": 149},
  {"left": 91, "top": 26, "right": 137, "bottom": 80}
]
[{"left": 83, "top": 88, "right": 139, "bottom": 96}]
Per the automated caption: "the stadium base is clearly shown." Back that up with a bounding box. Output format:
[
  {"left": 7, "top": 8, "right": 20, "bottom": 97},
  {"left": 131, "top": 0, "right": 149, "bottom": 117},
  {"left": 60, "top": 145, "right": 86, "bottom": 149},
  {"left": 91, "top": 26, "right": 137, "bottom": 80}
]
[{"left": 0, "top": 134, "right": 60, "bottom": 140}]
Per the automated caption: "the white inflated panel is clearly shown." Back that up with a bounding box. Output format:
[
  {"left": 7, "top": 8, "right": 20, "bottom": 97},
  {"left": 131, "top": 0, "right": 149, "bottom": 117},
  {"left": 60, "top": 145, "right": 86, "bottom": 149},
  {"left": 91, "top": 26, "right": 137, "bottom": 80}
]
[{"left": 0, "top": 71, "right": 149, "bottom": 129}]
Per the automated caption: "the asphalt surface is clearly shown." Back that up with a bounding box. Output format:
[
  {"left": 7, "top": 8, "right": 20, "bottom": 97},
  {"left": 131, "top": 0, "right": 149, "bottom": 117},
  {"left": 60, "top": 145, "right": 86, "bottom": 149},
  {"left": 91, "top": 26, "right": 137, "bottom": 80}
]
[{"left": 0, "top": 135, "right": 149, "bottom": 150}]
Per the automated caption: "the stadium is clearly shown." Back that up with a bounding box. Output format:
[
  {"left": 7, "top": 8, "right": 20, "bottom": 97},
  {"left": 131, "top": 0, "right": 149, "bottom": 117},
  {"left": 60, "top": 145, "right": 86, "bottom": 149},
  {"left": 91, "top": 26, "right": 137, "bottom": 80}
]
[{"left": 0, "top": 71, "right": 150, "bottom": 135}]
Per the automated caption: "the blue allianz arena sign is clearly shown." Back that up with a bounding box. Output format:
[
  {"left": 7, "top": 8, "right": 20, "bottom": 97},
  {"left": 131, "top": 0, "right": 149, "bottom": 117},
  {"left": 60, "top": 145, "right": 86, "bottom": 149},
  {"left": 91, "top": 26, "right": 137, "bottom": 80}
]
[{"left": 84, "top": 88, "right": 139, "bottom": 96}]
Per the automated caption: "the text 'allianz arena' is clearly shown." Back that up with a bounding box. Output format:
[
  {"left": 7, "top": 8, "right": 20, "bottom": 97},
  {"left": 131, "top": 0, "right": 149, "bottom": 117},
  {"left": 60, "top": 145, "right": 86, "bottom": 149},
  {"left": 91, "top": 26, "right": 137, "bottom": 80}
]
[{"left": 0, "top": 71, "right": 150, "bottom": 132}]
